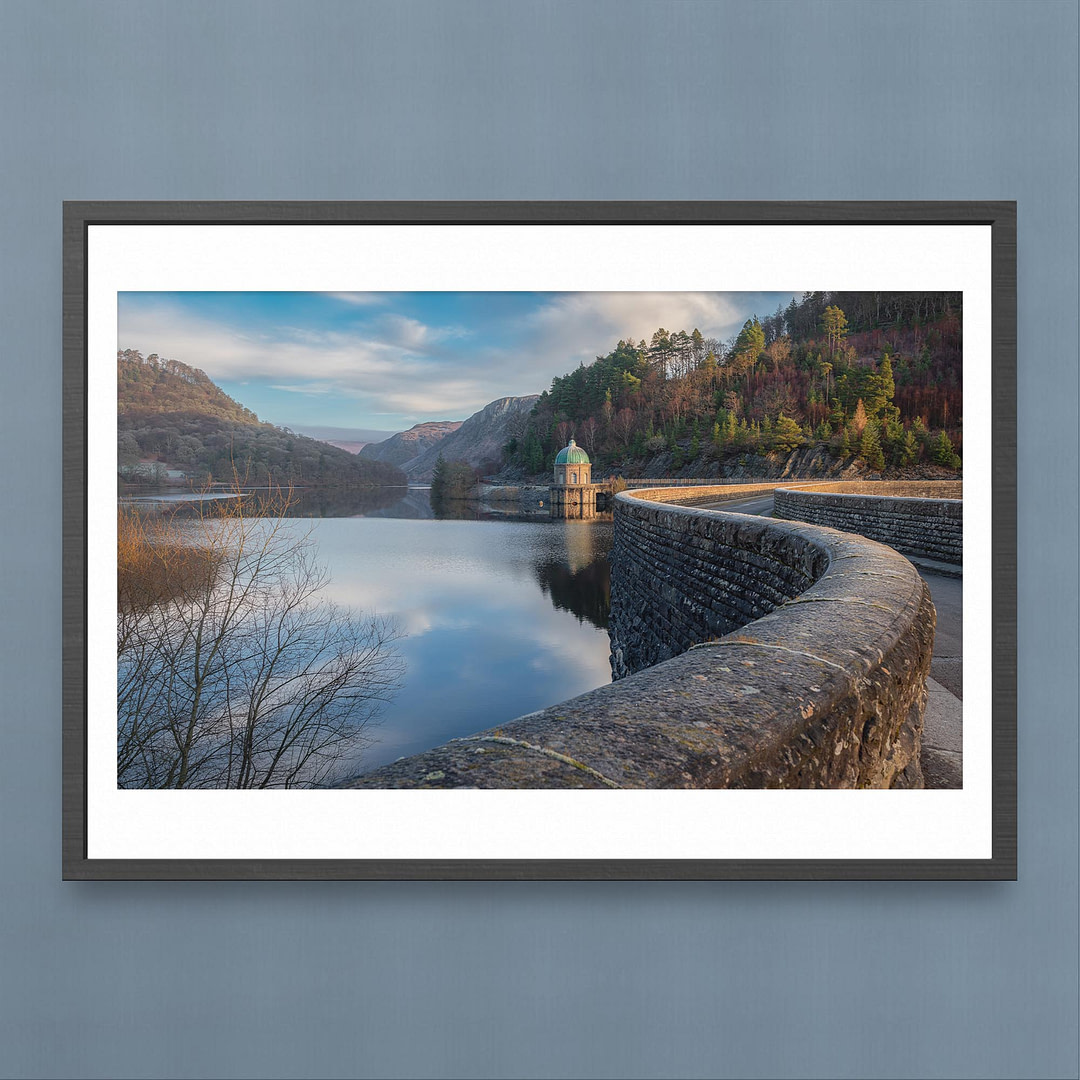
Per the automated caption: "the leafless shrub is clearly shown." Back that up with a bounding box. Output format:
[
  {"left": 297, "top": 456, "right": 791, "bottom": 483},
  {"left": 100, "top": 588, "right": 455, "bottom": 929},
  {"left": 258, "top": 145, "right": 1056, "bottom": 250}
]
[{"left": 117, "top": 484, "right": 403, "bottom": 788}]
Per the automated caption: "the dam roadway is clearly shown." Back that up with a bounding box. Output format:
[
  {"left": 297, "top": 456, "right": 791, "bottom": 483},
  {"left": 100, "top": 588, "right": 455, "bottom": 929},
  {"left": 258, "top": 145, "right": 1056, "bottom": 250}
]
[{"left": 701, "top": 491, "right": 963, "bottom": 789}]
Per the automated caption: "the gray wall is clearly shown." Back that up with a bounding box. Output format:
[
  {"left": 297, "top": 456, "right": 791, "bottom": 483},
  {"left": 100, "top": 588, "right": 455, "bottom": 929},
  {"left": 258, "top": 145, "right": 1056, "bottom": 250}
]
[
  {"left": 773, "top": 487, "right": 963, "bottom": 564},
  {"left": 1, "top": 2, "right": 1076, "bottom": 1077}
]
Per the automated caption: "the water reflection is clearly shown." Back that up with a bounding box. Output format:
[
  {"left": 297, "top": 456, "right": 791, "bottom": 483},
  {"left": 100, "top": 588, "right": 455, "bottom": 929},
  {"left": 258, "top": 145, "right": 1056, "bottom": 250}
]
[
  {"left": 124, "top": 485, "right": 599, "bottom": 525},
  {"left": 120, "top": 485, "right": 617, "bottom": 772},
  {"left": 533, "top": 552, "right": 611, "bottom": 629},
  {"left": 120, "top": 484, "right": 414, "bottom": 519},
  {"left": 288, "top": 485, "right": 415, "bottom": 518}
]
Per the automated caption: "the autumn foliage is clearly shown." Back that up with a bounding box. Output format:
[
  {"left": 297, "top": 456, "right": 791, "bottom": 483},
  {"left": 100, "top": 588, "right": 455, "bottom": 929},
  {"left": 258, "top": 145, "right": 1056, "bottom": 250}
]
[{"left": 503, "top": 291, "right": 963, "bottom": 477}]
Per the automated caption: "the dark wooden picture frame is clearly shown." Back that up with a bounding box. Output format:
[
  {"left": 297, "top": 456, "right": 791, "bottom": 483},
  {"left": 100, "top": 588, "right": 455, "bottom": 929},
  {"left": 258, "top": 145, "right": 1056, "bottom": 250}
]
[{"left": 63, "top": 201, "right": 1016, "bottom": 880}]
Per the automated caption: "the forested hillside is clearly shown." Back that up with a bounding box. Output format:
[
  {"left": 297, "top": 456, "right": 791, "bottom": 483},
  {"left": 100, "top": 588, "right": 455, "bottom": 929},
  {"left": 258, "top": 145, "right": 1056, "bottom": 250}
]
[
  {"left": 503, "top": 292, "right": 963, "bottom": 479},
  {"left": 117, "top": 350, "right": 406, "bottom": 487}
]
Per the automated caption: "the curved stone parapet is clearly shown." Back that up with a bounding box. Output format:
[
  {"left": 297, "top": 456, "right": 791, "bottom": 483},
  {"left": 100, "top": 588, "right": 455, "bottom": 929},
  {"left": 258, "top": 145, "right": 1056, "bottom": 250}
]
[
  {"left": 773, "top": 481, "right": 962, "bottom": 565},
  {"left": 343, "top": 485, "right": 935, "bottom": 790}
]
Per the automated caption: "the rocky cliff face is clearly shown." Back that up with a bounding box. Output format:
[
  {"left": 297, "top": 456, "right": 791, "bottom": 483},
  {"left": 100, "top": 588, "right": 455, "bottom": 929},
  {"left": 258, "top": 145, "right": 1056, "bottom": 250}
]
[
  {"left": 633, "top": 444, "right": 868, "bottom": 481},
  {"left": 403, "top": 396, "right": 540, "bottom": 480},
  {"left": 359, "top": 420, "right": 463, "bottom": 468},
  {"left": 629, "top": 443, "right": 959, "bottom": 483}
]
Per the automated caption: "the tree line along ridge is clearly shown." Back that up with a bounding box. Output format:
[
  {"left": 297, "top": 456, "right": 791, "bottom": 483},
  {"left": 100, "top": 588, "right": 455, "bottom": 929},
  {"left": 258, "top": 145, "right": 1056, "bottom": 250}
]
[
  {"left": 502, "top": 291, "right": 963, "bottom": 478},
  {"left": 117, "top": 350, "right": 406, "bottom": 488}
]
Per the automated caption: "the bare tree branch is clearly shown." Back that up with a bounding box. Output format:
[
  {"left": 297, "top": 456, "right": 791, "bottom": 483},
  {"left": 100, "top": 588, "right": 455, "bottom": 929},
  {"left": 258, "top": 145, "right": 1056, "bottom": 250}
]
[{"left": 117, "top": 483, "right": 404, "bottom": 789}]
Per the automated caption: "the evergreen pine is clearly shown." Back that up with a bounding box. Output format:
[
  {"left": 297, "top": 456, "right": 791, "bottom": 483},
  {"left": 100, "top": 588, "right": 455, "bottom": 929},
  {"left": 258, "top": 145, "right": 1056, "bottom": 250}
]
[
  {"left": 932, "top": 430, "right": 960, "bottom": 468},
  {"left": 860, "top": 420, "right": 885, "bottom": 470},
  {"left": 901, "top": 429, "right": 919, "bottom": 466},
  {"left": 431, "top": 452, "right": 447, "bottom": 501},
  {"left": 773, "top": 414, "right": 804, "bottom": 452}
]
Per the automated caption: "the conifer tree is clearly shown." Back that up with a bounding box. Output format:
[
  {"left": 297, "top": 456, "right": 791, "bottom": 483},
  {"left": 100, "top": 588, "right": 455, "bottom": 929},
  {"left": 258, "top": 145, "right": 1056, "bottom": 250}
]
[
  {"left": 430, "top": 452, "right": 447, "bottom": 501},
  {"left": 773, "top": 414, "right": 804, "bottom": 452},
  {"left": 821, "top": 305, "right": 848, "bottom": 358},
  {"left": 879, "top": 352, "right": 895, "bottom": 407},
  {"left": 901, "top": 429, "right": 919, "bottom": 466},
  {"left": 860, "top": 420, "right": 885, "bottom": 470},
  {"left": 701, "top": 351, "right": 718, "bottom": 383},
  {"left": 932, "top": 430, "right": 960, "bottom": 468},
  {"left": 691, "top": 328, "right": 705, "bottom": 367}
]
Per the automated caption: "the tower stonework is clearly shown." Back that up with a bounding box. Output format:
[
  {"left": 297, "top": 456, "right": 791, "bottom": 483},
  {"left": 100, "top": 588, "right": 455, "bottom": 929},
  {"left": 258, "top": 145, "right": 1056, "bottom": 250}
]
[{"left": 549, "top": 438, "right": 600, "bottom": 518}]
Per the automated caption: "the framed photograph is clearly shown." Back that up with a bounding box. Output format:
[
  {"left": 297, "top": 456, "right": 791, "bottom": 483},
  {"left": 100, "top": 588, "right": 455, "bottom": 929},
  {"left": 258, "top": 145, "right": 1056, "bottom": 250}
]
[{"left": 63, "top": 201, "right": 1015, "bottom": 879}]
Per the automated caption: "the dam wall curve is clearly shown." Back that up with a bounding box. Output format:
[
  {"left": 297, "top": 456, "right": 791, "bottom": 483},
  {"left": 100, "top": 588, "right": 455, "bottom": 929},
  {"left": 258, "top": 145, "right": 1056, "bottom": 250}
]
[
  {"left": 343, "top": 486, "right": 935, "bottom": 790},
  {"left": 772, "top": 481, "right": 962, "bottom": 565}
]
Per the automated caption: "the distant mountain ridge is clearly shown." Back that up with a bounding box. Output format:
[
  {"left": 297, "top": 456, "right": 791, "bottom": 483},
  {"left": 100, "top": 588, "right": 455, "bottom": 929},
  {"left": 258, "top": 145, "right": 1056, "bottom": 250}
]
[
  {"left": 360, "top": 420, "right": 464, "bottom": 468},
  {"left": 402, "top": 396, "right": 540, "bottom": 481},
  {"left": 324, "top": 441, "right": 374, "bottom": 455},
  {"left": 117, "top": 350, "right": 406, "bottom": 487},
  {"left": 292, "top": 425, "right": 397, "bottom": 446}
]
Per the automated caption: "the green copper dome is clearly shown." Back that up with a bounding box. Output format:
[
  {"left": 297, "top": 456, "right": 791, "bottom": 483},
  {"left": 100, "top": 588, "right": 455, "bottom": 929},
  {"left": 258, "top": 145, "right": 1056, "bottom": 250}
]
[{"left": 554, "top": 438, "right": 590, "bottom": 465}]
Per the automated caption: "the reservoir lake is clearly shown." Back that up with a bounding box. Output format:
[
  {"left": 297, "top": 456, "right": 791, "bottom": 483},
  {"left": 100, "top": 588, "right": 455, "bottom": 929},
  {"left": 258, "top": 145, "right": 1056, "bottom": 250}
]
[
  {"left": 131, "top": 486, "right": 615, "bottom": 778},
  {"left": 305, "top": 490, "right": 614, "bottom": 774}
]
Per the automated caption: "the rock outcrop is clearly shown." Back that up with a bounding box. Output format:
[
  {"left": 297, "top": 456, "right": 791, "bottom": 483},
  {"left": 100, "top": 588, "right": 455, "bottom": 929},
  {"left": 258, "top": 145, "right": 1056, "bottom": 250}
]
[
  {"left": 402, "top": 396, "right": 540, "bottom": 480},
  {"left": 359, "top": 420, "right": 463, "bottom": 468}
]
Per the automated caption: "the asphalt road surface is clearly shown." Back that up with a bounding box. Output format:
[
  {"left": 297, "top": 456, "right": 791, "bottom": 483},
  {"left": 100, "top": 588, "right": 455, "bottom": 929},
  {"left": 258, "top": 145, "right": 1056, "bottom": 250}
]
[{"left": 702, "top": 493, "right": 777, "bottom": 517}]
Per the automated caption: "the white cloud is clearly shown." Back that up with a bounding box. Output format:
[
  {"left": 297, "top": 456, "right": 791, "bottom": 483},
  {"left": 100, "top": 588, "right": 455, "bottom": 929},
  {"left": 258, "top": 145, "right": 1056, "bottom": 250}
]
[
  {"left": 118, "top": 292, "right": 779, "bottom": 424},
  {"left": 268, "top": 383, "right": 332, "bottom": 395},
  {"left": 405, "top": 292, "right": 754, "bottom": 405},
  {"left": 519, "top": 291, "right": 745, "bottom": 370},
  {"left": 118, "top": 300, "right": 478, "bottom": 414},
  {"left": 321, "top": 292, "right": 387, "bottom": 306},
  {"left": 379, "top": 313, "right": 431, "bottom": 349},
  {"left": 532, "top": 291, "right": 742, "bottom": 343}
]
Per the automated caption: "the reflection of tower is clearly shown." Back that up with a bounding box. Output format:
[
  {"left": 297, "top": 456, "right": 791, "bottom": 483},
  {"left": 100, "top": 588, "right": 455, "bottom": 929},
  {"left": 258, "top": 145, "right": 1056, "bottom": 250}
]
[
  {"left": 562, "top": 517, "right": 596, "bottom": 574},
  {"left": 532, "top": 518, "right": 612, "bottom": 630},
  {"left": 549, "top": 438, "right": 599, "bottom": 518}
]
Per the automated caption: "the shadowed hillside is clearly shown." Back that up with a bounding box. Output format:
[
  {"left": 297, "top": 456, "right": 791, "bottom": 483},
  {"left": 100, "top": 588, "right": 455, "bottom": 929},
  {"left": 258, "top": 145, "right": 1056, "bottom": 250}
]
[
  {"left": 117, "top": 350, "right": 406, "bottom": 487},
  {"left": 403, "top": 395, "right": 540, "bottom": 480},
  {"left": 360, "top": 420, "right": 463, "bottom": 468}
]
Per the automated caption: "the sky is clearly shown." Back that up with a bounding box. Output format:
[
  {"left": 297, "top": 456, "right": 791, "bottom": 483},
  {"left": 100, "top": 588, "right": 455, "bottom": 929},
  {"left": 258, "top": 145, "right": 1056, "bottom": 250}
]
[{"left": 118, "top": 291, "right": 798, "bottom": 438}]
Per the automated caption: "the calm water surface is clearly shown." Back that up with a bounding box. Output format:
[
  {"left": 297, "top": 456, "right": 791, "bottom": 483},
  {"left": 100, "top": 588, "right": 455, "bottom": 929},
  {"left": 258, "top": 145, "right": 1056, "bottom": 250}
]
[
  {"left": 303, "top": 491, "right": 614, "bottom": 773},
  {"left": 125, "top": 486, "right": 615, "bottom": 776}
]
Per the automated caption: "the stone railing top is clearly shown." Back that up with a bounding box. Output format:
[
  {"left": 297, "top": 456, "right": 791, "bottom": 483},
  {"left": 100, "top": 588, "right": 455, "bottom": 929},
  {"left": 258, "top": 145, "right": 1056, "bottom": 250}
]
[
  {"left": 777, "top": 480, "right": 963, "bottom": 501},
  {"left": 343, "top": 485, "right": 933, "bottom": 789},
  {"left": 621, "top": 481, "right": 818, "bottom": 508}
]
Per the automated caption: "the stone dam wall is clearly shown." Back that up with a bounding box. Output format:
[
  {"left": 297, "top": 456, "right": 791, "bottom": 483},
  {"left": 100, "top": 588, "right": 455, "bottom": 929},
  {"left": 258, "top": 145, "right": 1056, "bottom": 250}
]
[
  {"left": 343, "top": 485, "right": 936, "bottom": 790},
  {"left": 773, "top": 481, "right": 962, "bottom": 565},
  {"left": 608, "top": 488, "right": 829, "bottom": 678}
]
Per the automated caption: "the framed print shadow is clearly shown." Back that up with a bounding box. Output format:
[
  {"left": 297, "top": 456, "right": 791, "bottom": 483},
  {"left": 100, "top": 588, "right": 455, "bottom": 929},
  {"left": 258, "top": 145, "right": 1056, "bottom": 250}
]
[{"left": 62, "top": 201, "right": 1016, "bottom": 880}]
